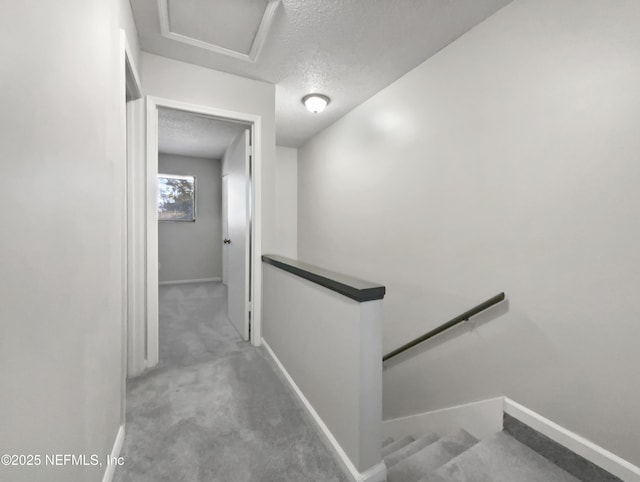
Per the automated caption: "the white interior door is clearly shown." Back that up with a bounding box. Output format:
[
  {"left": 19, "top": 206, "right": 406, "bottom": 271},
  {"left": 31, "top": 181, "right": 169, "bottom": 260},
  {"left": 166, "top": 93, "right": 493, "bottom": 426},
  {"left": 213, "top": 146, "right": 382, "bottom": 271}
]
[
  {"left": 224, "top": 129, "right": 251, "bottom": 339},
  {"left": 221, "top": 175, "right": 229, "bottom": 286}
]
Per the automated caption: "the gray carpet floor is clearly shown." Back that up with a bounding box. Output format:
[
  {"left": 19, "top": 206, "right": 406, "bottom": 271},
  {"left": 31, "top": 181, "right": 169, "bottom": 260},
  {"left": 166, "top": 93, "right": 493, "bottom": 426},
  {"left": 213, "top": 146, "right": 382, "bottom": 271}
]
[{"left": 114, "top": 282, "right": 348, "bottom": 482}]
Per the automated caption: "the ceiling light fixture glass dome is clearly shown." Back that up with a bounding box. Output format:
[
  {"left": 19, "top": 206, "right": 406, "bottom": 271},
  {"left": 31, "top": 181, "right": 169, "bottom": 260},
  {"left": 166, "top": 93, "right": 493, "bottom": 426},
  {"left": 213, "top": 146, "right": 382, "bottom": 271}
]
[{"left": 302, "top": 94, "right": 330, "bottom": 113}]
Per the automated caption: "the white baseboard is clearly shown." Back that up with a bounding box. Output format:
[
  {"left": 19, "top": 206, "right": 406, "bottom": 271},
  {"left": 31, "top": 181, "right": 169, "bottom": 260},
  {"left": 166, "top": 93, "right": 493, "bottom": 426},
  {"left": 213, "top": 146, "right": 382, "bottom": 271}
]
[
  {"left": 504, "top": 398, "right": 640, "bottom": 482},
  {"left": 102, "top": 424, "right": 125, "bottom": 482},
  {"left": 262, "top": 339, "right": 386, "bottom": 482},
  {"left": 159, "top": 277, "right": 221, "bottom": 286},
  {"left": 383, "top": 397, "right": 504, "bottom": 441}
]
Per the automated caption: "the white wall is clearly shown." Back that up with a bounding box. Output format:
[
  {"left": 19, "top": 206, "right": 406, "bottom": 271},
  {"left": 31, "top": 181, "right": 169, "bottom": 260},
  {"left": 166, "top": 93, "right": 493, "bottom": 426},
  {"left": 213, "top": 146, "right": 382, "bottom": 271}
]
[
  {"left": 158, "top": 154, "right": 222, "bottom": 283},
  {"left": 0, "top": 1, "right": 132, "bottom": 480},
  {"left": 298, "top": 0, "right": 640, "bottom": 467},
  {"left": 275, "top": 146, "right": 298, "bottom": 258}
]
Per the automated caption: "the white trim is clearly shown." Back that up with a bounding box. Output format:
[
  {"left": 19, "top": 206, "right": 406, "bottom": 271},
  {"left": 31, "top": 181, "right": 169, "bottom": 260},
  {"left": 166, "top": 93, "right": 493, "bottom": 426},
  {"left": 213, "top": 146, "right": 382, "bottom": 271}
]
[
  {"left": 159, "top": 277, "right": 222, "bottom": 286},
  {"left": 145, "top": 98, "right": 160, "bottom": 368},
  {"left": 248, "top": 113, "right": 263, "bottom": 348},
  {"left": 247, "top": 0, "right": 281, "bottom": 61},
  {"left": 146, "top": 96, "right": 264, "bottom": 369},
  {"left": 262, "top": 339, "right": 386, "bottom": 482},
  {"left": 243, "top": 129, "right": 252, "bottom": 341},
  {"left": 120, "top": 29, "right": 146, "bottom": 426},
  {"left": 102, "top": 425, "right": 125, "bottom": 482},
  {"left": 157, "top": 0, "right": 280, "bottom": 63},
  {"left": 124, "top": 36, "right": 143, "bottom": 100},
  {"left": 126, "top": 97, "right": 146, "bottom": 378},
  {"left": 123, "top": 30, "right": 146, "bottom": 381},
  {"left": 383, "top": 397, "right": 504, "bottom": 441},
  {"left": 119, "top": 29, "right": 128, "bottom": 434},
  {"left": 158, "top": 172, "right": 194, "bottom": 181},
  {"left": 504, "top": 398, "right": 640, "bottom": 482}
]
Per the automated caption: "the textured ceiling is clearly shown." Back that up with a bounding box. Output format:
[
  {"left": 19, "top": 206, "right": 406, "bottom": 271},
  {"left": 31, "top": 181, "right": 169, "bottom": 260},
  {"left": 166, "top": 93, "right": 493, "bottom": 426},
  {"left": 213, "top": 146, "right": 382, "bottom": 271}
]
[
  {"left": 132, "top": 0, "right": 513, "bottom": 147},
  {"left": 158, "top": 108, "right": 248, "bottom": 159}
]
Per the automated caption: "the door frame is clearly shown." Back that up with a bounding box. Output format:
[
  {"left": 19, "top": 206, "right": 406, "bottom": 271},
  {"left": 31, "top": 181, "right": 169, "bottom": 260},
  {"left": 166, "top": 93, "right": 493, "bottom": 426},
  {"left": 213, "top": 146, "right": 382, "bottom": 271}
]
[
  {"left": 121, "top": 30, "right": 144, "bottom": 428},
  {"left": 122, "top": 33, "right": 146, "bottom": 382},
  {"left": 145, "top": 96, "right": 263, "bottom": 367}
]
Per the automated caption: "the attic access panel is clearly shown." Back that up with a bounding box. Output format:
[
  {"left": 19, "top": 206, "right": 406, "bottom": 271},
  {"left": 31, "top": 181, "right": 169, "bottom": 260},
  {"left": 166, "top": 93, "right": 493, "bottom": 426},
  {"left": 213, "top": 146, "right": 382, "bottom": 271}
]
[{"left": 159, "top": 0, "right": 280, "bottom": 62}]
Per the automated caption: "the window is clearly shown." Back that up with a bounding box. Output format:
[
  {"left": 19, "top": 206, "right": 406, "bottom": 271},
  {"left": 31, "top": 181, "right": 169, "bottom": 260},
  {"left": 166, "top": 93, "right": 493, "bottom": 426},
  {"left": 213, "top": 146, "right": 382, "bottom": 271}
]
[{"left": 158, "top": 174, "right": 196, "bottom": 222}]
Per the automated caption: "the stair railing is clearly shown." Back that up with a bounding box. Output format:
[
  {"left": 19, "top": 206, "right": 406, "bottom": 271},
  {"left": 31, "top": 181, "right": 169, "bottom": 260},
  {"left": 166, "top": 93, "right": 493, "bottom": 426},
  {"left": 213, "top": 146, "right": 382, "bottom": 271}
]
[{"left": 383, "top": 292, "right": 506, "bottom": 362}]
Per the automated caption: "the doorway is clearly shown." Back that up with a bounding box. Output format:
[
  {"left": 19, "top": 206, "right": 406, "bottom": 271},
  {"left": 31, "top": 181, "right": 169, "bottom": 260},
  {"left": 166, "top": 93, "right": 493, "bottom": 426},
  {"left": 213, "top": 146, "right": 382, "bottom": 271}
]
[
  {"left": 144, "top": 97, "right": 263, "bottom": 369},
  {"left": 156, "top": 107, "right": 251, "bottom": 343},
  {"left": 122, "top": 33, "right": 144, "bottom": 432}
]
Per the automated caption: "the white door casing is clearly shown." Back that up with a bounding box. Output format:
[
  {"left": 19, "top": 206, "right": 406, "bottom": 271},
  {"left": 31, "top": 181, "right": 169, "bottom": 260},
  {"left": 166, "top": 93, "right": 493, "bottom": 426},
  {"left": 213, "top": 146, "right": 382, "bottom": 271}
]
[
  {"left": 124, "top": 50, "right": 145, "bottom": 380},
  {"left": 145, "top": 97, "right": 263, "bottom": 369}
]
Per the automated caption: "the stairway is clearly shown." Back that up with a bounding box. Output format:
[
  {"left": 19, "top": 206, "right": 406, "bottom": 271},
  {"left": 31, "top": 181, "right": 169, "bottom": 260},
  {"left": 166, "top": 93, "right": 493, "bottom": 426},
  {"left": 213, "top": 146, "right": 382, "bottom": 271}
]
[{"left": 382, "top": 428, "right": 581, "bottom": 482}]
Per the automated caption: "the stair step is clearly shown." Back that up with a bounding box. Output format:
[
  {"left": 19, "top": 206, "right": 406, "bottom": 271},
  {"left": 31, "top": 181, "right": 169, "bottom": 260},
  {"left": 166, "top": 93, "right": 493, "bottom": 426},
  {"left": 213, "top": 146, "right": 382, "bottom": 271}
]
[
  {"left": 428, "top": 432, "right": 581, "bottom": 482},
  {"left": 384, "top": 432, "right": 439, "bottom": 469},
  {"left": 382, "top": 435, "right": 416, "bottom": 458},
  {"left": 383, "top": 436, "right": 395, "bottom": 448},
  {"left": 388, "top": 430, "right": 478, "bottom": 482}
]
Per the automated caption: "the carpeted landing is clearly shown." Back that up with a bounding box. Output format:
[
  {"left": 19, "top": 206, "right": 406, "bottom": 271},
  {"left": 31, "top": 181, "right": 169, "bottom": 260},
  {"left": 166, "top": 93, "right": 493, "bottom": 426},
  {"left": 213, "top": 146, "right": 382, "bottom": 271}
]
[{"left": 114, "top": 282, "right": 348, "bottom": 482}]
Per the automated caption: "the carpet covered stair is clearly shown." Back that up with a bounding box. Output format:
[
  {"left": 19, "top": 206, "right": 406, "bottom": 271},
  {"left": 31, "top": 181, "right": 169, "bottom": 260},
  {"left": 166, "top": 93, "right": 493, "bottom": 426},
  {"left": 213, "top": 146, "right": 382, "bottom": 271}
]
[
  {"left": 383, "top": 436, "right": 416, "bottom": 458},
  {"left": 384, "top": 433, "right": 440, "bottom": 469},
  {"left": 381, "top": 427, "right": 583, "bottom": 482}
]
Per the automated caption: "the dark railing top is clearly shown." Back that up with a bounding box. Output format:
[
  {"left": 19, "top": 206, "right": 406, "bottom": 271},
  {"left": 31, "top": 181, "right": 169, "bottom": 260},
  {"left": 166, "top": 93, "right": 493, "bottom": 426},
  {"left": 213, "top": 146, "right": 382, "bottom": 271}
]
[
  {"left": 262, "top": 254, "right": 386, "bottom": 302},
  {"left": 383, "top": 292, "right": 506, "bottom": 362}
]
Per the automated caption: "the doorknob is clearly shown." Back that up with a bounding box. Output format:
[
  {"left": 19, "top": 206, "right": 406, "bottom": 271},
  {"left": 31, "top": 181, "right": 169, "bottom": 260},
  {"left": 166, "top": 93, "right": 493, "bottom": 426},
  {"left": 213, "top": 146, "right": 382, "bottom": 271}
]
[{"left": 223, "top": 238, "right": 231, "bottom": 244}]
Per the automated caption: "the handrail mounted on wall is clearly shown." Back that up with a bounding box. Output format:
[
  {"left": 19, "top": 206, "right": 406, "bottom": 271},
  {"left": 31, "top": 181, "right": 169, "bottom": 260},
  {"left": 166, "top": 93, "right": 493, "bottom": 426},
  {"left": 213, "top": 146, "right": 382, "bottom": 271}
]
[{"left": 383, "top": 292, "right": 506, "bottom": 362}]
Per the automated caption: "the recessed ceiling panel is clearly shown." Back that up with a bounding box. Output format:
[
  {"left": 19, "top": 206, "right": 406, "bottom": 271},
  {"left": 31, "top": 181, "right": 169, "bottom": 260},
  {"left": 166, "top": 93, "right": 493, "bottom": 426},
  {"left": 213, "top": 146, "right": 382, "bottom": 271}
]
[{"left": 159, "top": 0, "right": 279, "bottom": 61}]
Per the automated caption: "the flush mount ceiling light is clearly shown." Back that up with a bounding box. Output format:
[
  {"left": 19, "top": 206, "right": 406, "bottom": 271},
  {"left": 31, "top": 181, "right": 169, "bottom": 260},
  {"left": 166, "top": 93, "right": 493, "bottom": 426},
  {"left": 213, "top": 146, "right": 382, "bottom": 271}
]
[{"left": 302, "top": 94, "right": 330, "bottom": 114}]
